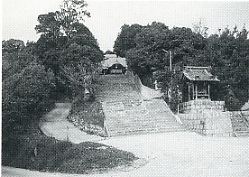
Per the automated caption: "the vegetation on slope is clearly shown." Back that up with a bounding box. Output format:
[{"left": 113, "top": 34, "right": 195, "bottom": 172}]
[
  {"left": 68, "top": 96, "right": 106, "bottom": 136},
  {"left": 114, "top": 22, "right": 249, "bottom": 111}
]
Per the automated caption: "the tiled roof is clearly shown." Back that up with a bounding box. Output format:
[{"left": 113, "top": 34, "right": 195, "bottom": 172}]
[
  {"left": 183, "top": 66, "right": 220, "bottom": 82},
  {"left": 102, "top": 54, "right": 127, "bottom": 68}
]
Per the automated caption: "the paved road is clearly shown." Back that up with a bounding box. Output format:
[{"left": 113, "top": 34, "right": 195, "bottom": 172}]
[
  {"left": 39, "top": 103, "right": 104, "bottom": 144},
  {"left": 2, "top": 132, "right": 249, "bottom": 177},
  {"left": 2, "top": 103, "right": 248, "bottom": 176}
]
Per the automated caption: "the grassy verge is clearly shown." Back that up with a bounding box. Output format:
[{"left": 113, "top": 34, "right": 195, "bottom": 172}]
[
  {"left": 8, "top": 134, "right": 138, "bottom": 174},
  {"left": 68, "top": 96, "right": 106, "bottom": 136},
  {"left": 3, "top": 99, "right": 138, "bottom": 174}
]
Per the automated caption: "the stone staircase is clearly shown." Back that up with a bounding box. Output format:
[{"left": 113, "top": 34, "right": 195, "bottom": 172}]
[
  {"left": 230, "top": 111, "right": 249, "bottom": 137},
  {"left": 94, "top": 74, "right": 184, "bottom": 137},
  {"left": 95, "top": 75, "right": 141, "bottom": 102}
]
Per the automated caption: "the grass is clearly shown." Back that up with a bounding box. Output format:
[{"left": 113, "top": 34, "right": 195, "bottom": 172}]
[
  {"left": 3, "top": 97, "right": 138, "bottom": 174},
  {"left": 9, "top": 135, "right": 138, "bottom": 174}
]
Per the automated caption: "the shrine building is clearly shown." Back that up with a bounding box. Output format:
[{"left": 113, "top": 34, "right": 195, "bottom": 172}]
[
  {"left": 101, "top": 54, "right": 127, "bottom": 75},
  {"left": 181, "top": 66, "right": 220, "bottom": 102}
]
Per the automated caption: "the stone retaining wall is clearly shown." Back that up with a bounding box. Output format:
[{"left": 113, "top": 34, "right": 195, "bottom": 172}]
[
  {"left": 178, "top": 110, "right": 232, "bottom": 136},
  {"left": 179, "top": 100, "right": 225, "bottom": 113}
]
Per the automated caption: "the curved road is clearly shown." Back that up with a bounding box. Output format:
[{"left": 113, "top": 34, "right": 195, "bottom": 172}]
[
  {"left": 39, "top": 103, "right": 104, "bottom": 144},
  {"left": 2, "top": 132, "right": 249, "bottom": 177},
  {"left": 2, "top": 103, "right": 249, "bottom": 177}
]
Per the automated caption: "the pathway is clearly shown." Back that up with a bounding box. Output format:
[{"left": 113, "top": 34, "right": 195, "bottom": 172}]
[
  {"left": 39, "top": 103, "right": 104, "bottom": 144},
  {"left": 2, "top": 132, "right": 249, "bottom": 177}
]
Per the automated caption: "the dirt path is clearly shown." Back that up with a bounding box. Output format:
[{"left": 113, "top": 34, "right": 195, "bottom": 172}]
[{"left": 39, "top": 103, "right": 104, "bottom": 144}]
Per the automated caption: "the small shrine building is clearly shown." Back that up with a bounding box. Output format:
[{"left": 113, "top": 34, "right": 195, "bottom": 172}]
[
  {"left": 181, "top": 66, "right": 220, "bottom": 102},
  {"left": 101, "top": 54, "right": 127, "bottom": 74},
  {"left": 178, "top": 66, "right": 232, "bottom": 136}
]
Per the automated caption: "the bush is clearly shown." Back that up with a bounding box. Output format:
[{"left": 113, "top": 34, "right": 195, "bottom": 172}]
[
  {"left": 8, "top": 136, "right": 138, "bottom": 174},
  {"left": 2, "top": 64, "right": 55, "bottom": 130},
  {"left": 58, "top": 142, "right": 138, "bottom": 174}
]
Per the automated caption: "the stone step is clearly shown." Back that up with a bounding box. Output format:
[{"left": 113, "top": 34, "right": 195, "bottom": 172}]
[
  {"left": 103, "top": 109, "right": 169, "bottom": 116},
  {"left": 105, "top": 117, "right": 177, "bottom": 125},
  {"left": 232, "top": 126, "right": 249, "bottom": 131},
  {"left": 106, "top": 121, "right": 181, "bottom": 129},
  {"left": 107, "top": 126, "right": 185, "bottom": 136},
  {"left": 106, "top": 115, "right": 178, "bottom": 123},
  {"left": 95, "top": 73, "right": 184, "bottom": 137},
  {"left": 233, "top": 131, "right": 249, "bottom": 137},
  {"left": 107, "top": 127, "right": 184, "bottom": 134}
]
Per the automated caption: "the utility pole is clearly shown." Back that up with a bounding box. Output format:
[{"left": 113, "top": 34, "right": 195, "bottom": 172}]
[
  {"left": 162, "top": 49, "right": 173, "bottom": 71},
  {"left": 169, "top": 50, "right": 172, "bottom": 71}
]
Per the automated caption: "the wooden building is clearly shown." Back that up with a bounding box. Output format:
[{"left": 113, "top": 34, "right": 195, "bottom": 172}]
[
  {"left": 182, "top": 66, "right": 219, "bottom": 102},
  {"left": 101, "top": 54, "right": 127, "bottom": 75}
]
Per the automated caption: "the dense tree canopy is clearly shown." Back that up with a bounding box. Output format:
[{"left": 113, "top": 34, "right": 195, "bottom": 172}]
[
  {"left": 114, "top": 24, "right": 143, "bottom": 57},
  {"left": 2, "top": 0, "right": 104, "bottom": 166},
  {"left": 114, "top": 22, "right": 249, "bottom": 110},
  {"left": 35, "top": 2, "right": 103, "bottom": 98}
]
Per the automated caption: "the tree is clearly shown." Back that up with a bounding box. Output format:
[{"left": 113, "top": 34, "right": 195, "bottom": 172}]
[
  {"left": 55, "top": 0, "right": 90, "bottom": 37},
  {"left": 193, "top": 18, "right": 209, "bottom": 38},
  {"left": 124, "top": 22, "right": 171, "bottom": 86},
  {"left": 114, "top": 22, "right": 249, "bottom": 110},
  {"left": 2, "top": 39, "right": 25, "bottom": 54},
  {"left": 114, "top": 24, "right": 143, "bottom": 57},
  {"left": 2, "top": 39, "right": 37, "bottom": 81},
  {"left": 2, "top": 63, "right": 55, "bottom": 136},
  {"left": 35, "top": 1, "right": 102, "bottom": 99}
]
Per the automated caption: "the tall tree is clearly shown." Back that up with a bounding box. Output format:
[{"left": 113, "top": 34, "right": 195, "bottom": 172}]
[
  {"left": 114, "top": 24, "right": 143, "bottom": 57},
  {"left": 35, "top": 1, "right": 103, "bottom": 100}
]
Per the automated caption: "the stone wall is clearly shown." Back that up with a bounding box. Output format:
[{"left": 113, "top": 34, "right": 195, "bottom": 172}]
[
  {"left": 178, "top": 100, "right": 232, "bottom": 136},
  {"left": 179, "top": 99, "right": 225, "bottom": 113},
  {"left": 178, "top": 110, "right": 232, "bottom": 136}
]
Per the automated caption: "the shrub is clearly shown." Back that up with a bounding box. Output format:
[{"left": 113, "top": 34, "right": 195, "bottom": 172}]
[{"left": 8, "top": 137, "right": 138, "bottom": 174}]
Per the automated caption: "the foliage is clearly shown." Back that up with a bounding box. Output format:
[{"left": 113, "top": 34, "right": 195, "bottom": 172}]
[
  {"left": 114, "top": 22, "right": 249, "bottom": 110},
  {"left": 2, "top": 0, "right": 104, "bottom": 171},
  {"left": 8, "top": 135, "right": 137, "bottom": 174},
  {"left": 114, "top": 24, "right": 143, "bottom": 57},
  {"left": 56, "top": 0, "right": 90, "bottom": 35},
  {"left": 2, "top": 40, "right": 56, "bottom": 165},
  {"left": 35, "top": 8, "right": 103, "bottom": 99},
  {"left": 2, "top": 64, "right": 55, "bottom": 136},
  {"left": 68, "top": 100, "right": 105, "bottom": 136},
  {"left": 2, "top": 39, "right": 25, "bottom": 53}
]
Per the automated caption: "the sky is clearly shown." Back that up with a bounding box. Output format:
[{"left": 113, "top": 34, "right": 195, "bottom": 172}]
[{"left": 2, "top": 0, "right": 249, "bottom": 52}]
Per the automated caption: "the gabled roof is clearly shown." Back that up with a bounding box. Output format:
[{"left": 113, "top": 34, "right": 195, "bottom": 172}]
[
  {"left": 183, "top": 66, "right": 220, "bottom": 82},
  {"left": 101, "top": 54, "right": 127, "bottom": 69}
]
